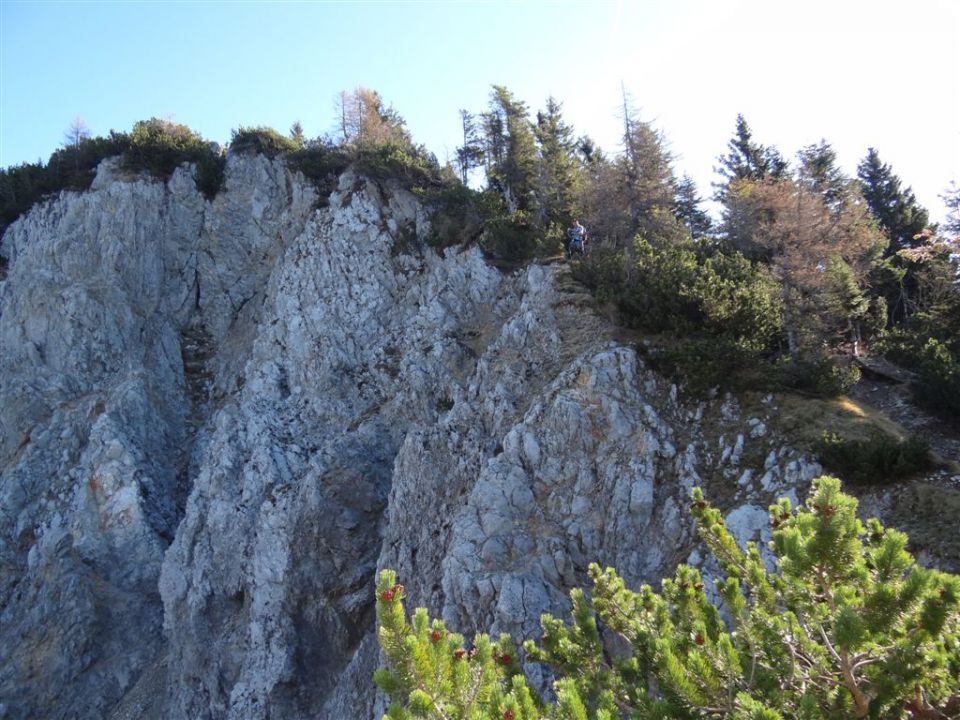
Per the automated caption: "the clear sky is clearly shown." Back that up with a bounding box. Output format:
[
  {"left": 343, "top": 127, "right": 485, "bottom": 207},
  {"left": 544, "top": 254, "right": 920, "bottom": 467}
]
[{"left": 2, "top": 0, "right": 958, "bottom": 221}]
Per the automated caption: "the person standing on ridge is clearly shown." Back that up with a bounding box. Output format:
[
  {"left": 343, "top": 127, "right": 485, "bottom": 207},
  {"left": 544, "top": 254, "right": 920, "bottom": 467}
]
[{"left": 566, "top": 219, "right": 587, "bottom": 260}]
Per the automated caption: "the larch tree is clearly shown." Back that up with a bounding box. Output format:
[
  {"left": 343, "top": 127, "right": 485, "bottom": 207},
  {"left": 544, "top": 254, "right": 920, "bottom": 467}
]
[
  {"left": 723, "top": 178, "right": 883, "bottom": 362},
  {"left": 577, "top": 94, "right": 681, "bottom": 251},
  {"left": 334, "top": 87, "right": 412, "bottom": 152},
  {"left": 63, "top": 116, "right": 91, "bottom": 149},
  {"left": 576, "top": 150, "right": 630, "bottom": 248},
  {"left": 619, "top": 97, "right": 677, "bottom": 242},
  {"left": 289, "top": 121, "right": 305, "bottom": 149}
]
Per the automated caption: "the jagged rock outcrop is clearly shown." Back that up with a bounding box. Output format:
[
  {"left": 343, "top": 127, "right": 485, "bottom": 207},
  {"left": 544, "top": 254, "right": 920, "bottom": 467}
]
[{"left": 0, "top": 154, "right": 918, "bottom": 720}]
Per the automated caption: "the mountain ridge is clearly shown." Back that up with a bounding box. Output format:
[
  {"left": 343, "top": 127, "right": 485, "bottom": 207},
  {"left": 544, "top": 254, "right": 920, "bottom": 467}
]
[{"left": 0, "top": 153, "right": 955, "bottom": 720}]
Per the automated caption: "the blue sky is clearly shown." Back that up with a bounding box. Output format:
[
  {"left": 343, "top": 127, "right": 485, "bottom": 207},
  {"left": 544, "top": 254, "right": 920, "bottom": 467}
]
[{"left": 2, "top": 0, "right": 958, "bottom": 221}]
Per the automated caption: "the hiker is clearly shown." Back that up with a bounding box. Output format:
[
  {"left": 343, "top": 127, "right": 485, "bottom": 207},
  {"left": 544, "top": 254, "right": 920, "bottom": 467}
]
[{"left": 566, "top": 219, "right": 587, "bottom": 259}]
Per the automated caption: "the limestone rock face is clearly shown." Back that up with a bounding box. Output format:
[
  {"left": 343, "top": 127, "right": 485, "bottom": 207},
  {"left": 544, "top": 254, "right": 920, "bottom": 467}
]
[
  {"left": 0, "top": 154, "right": 832, "bottom": 719},
  {"left": 0, "top": 154, "right": 316, "bottom": 720}
]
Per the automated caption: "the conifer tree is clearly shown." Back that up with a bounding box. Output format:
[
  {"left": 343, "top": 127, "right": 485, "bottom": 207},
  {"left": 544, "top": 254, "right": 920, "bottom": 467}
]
[
  {"left": 797, "top": 140, "right": 848, "bottom": 211},
  {"left": 672, "top": 174, "right": 712, "bottom": 239},
  {"left": 376, "top": 476, "right": 960, "bottom": 719},
  {"left": 456, "top": 110, "right": 485, "bottom": 185},
  {"left": 942, "top": 182, "right": 960, "bottom": 237},
  {"left": 722, "top": 178, "right": 882, "bottom": 362},
  {"left": 714, "top": 114, "right": 788, "bottom": 203},
  {"left": 482, "top": 86, "right": 538, "bottom": 215},
  {"left": 857, "top": 148, "right": 929, "bottom": 254},
  {"left": 289, "top": 121, "right": 305, "bottom": 149},
  {"left": 619, "top": 99, "right": 676, "bottom": 241},
  {"left": 576, "top": 94, "right": 680, "bottom": 250},
  {"left": 534, "top": 97, "right": 580, "bottom": 235}
]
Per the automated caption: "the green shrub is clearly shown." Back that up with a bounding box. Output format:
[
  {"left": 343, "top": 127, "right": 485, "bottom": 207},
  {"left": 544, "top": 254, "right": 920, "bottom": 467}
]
[
  {"left": 570, "top": 247, "right": 630, "bottom": 305},
  {"left": 911, "top": 338, "right": 960, "bottom": 425},
  {"left": 574, "top": 238, "right": 784, "bottom": 396},
  {"left": 816, "top": 430, "right": 932, "bottom": 484},
  {"left": 479, "top": 207, "right": 540, "bottom": 262},
  {"left": 420, "top": 183, "right": 486, "bottom": 250},
  {"left": 815, "top": 362, "right": 862, "bottom": 396},
  {"left": 0, "top": 119, "right": 226, "bottom": 232},
  {"left": 125, "top": 119, "right": 205, "bottom": 176},
  {"left": 194, "top": 153, "right": 226, "bottom": 200},
  {"left": 286, "top": 142, "right": 353, "bottom": 204},
  {"left": 0, "top": 132, "right": 130, "bottom": 235},
  {"left": 229, "top": 126, "right": 300, "bottom": 157},
  {"left": 576, "top": 237, "right": 781, "bottom": 347},
  {"left": 354, "top": 142, "right": 439, "bottom": 186},
  {"left": 881, "top": 328, "right": 960, "bottom": 427},
  {"left": 646, "top": 336, "right": 775, "bottom": 397},
  {"left": 776, "top": 357, "right": 861, "bottom": 397},
  {"left": 376, "top": 477, "right": 960, "bottom": 718}
]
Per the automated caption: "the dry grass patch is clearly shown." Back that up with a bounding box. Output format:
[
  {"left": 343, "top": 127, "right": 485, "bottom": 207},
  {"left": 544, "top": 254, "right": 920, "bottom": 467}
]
[{"left": 772, "top": 393, "right": 909, "bottom": 449}]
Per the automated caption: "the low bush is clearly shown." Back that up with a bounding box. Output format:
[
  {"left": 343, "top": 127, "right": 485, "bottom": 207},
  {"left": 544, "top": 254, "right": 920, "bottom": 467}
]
[
  {"left": 576, "top": 238, "right": 781, "bottom": 347},
  {"left": 419, "top": 183, "right": 486, "bottom": 250},
  {"left": 479, "top": 207, "right": 541, "bottom": 262},
  {"left": 286, "top": 142, "right": 353, "bottom": 204},
  {"left": 376, "top": 476, "right": 960, "bottom": 719},
  {"left": 194, "top": 153, "right": 226, "bottom": 200},
  {"left": 882, "top": 324, "right": 960, "bottom": 427},
  {"left": 229, "top": 126, "right": 300, "bottom": 157},
  {"left": 353, "top": 142, "right": 439, "bottom": 186},
  {"left": 643, "top": 336, "right": 775, "bottom": 397},
  {"left": 287, "top": 141, "right": 444, "bottom": 208},
  {"left": 570, "top": 247, "right": 630, "bottom": 304},
  {"left": 0, "top": 119, "right": 227, "bottom": 233},
  {"left": 816, "top": 430, "right": 932, "bottom": 484},
  {"left": 911, "top": 338, "right": 960, "bottom": 424},
  {"left": 576, "top": 238, "right": 789, "bottom": 396},
  {"left": 776, "top": 357, "right": 862, "bottom": 397},
  {"left": 123, "top": 119, "right": 224, "bottom": 199},
  {"left": 0, "top": 133, "right": 130, "bottom": 235}
]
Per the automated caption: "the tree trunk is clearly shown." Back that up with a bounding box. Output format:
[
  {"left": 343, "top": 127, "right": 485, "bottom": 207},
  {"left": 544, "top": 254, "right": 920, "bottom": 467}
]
[{"left": 783, "top": 280, "right": 799, "bottom": 363}]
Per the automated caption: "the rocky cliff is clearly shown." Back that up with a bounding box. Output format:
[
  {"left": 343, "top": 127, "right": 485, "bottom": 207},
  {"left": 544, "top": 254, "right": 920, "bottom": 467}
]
[{"left": 0, "top": 154, "right": 948, "bottom": 719}]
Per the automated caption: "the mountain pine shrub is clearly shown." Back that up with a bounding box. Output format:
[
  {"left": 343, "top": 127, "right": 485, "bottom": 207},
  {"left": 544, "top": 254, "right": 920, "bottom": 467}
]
[
  {"left": 815, "top": 431, "right": 933, "bottom": 485},
  {"left": 229, "top": 126, "right": 301, "bottom": 157},
  {"left": 124, "top": 118, "right": 224, "bottom": 198},
  {"left": 375, "top": 476, "right": 960, "bottom": 719}
]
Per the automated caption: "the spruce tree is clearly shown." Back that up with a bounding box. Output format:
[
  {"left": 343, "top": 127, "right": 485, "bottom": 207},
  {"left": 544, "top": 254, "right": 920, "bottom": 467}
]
[
  {"left": 534, "top": 97, "right": 580, "bottom": 236},
  {"left": 797, "top": 140, "right": 848, "bottom": 211},
  {"left": 940, "top": 182, "right": 960, "bottom": 237},
  {"left": 672, "top": 174, "right": 712, "bottom": 239},
  {"left": 456, "top": 110, "right": 485, "bottom": 185},
  {"left": 714, "top": 114, "right": 788, "bottom": 203},
  {"left": 376, "top": 477, "right": 960, "bottom": 719},
  {"left": 856, "top": 148, "right": 929, "bottom": 254},
  {"left": 482, "top": 86, "right": 538, "bottom": 216}
]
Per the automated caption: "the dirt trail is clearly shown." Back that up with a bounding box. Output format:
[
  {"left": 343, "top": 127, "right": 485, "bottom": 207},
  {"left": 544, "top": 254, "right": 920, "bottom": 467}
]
[{"left": 849, "top": 376, "right": 960, "bottom": 469}]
